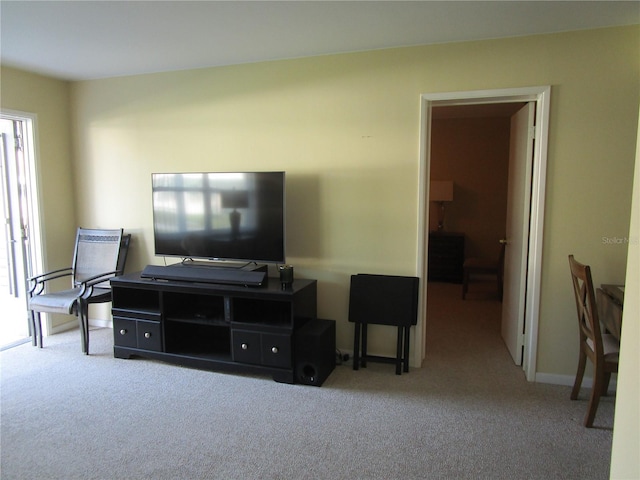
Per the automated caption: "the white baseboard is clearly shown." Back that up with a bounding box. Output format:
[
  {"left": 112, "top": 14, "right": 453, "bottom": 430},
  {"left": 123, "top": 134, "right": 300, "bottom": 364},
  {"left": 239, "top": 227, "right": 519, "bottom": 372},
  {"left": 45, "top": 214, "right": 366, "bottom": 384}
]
[
  {"left": 535, "top": 372, "right": 577, "bottom": 386},
  {"left": 48, "top": 318, "right": 112, "bottom": 335},
  {"left": 49, "top": 320, "right": 77, "bottom": 335},
  {"left": 89, "top": 318, "right": 113, "bottom": 328},
  {"left": 535, "top": 372, "right": 617, "bottom": 391}
]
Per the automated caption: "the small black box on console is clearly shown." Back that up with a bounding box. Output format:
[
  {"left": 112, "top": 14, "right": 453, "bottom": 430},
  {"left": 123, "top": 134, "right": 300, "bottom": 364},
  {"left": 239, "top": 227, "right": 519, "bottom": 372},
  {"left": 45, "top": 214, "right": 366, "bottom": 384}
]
[{"left": 295, "top": 318, "right": 336, "bottom": 387}]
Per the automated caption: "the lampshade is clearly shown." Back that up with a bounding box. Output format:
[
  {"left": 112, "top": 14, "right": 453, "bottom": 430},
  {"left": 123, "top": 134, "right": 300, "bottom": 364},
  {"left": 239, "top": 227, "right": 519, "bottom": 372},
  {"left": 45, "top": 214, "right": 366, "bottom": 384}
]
[
  {"left": 430, "top": 181, "right": 454, "bottom": 202},
  {"left": 222, "top": 189, "right": 249, "bottom": 209}
]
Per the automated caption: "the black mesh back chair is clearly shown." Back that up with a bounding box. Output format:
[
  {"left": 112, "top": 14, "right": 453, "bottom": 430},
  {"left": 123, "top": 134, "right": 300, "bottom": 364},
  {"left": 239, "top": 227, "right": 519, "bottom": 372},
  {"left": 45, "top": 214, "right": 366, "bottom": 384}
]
[{"left": 28, "top": 228, "right": 130, "bottom": 354}]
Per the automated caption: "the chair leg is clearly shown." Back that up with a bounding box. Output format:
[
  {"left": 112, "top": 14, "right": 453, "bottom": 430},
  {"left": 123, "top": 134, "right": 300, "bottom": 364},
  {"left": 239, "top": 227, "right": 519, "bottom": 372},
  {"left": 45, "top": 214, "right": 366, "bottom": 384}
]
[
  {"left": 602, "top": 372, "right": 612, "bottom": 396},
  {"left": 403, "top": 326, "right": 411, "bottom": 373},
  {"left": 37, "top": 313, "right": 43, "bottom": 348},
  {"left": 84, "top": 306, "right": 90, "bottom": 355},
  {"left": 352, "top": 322, "right": 361, "bottom": 371},
  {"left": 570, "top": 350, "right": 587, "bottom": 400},
  {"left": 585, "top": 366, "right": 605, "bottom": 428},
  {"left": 32, "top": 311, "right": 43, "bottom": 348},
  {"left": 361, "top": 324, "right": 368, "bottom": 368},
  {"left": 462, "top": 270, "right": 469, "bottom": 299},
  {"left": 395, "top": 327, "right": 403, "bottom": 375},
  {"left": 29, "top": 310, "right": 38, "bottom": 347},
  {"left": 77, "top": 313, "right": 86, "bottom": 354},
  {"left": 78, "top": 301, "right": 89, "bottom": 355}
]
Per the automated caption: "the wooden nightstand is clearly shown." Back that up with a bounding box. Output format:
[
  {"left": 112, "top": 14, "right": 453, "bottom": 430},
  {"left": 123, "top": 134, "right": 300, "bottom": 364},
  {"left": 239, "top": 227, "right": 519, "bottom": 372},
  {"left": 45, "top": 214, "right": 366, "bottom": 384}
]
[{"left": 428, "top": 232, "right": 465, "bottom": 283}]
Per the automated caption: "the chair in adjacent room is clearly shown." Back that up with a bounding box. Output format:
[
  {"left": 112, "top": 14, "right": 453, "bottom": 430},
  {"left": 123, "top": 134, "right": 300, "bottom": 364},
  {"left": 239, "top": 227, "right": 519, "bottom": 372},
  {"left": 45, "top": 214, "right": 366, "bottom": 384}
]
[
  {"left": 462, "top": 241, "right": 506, "bottom": 300},
  {"left": 568, "top": 255, "right": 619, "bottom": 427},
  {"left": 28, "top": 228, "right": 130, "bottom": 354}
]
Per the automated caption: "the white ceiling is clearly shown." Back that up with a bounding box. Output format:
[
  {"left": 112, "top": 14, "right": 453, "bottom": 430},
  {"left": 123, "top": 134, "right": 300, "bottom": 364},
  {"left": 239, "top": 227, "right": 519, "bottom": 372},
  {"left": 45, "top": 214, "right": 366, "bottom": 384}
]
[{"left": 1, "top": 1, "right": 638, "bottom": 81}]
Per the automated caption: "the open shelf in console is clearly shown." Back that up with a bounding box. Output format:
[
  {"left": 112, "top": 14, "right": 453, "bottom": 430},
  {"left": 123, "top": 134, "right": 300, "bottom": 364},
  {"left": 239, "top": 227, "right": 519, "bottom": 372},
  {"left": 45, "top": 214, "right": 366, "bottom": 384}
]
[
  {"left": 163, "top": 291, "right": 227, "bottom": 326},
  {"left": 231, "top": 298, "right": 291, "bottom": 328},
  {"left": 112, "top": 287, "right": 160, "bottom": 320},
  {"left": 164, "top": 321, "right": 231, "bottom": 359}
]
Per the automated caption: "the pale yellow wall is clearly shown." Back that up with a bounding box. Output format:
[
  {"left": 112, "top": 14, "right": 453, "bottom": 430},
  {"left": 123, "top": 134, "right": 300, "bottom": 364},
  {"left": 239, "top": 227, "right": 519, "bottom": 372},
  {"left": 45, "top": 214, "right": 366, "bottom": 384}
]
[
  {"left": 610, "top": 108, "right": 640, "bottom": 479},
  {"left": 67, "top": 26, "right": 638, "bottom": 370},
  {"left": 69, "top": 52, "right": 425, "bottom": 353},
  {"left": 0, "top": 66, "right": 76, "bottom": 329},
  {"left": 534, "top": 28, "right": 637, "bottom": 378},
  {"left": 1, "top": 26, "right": 633, "bottom": 377}
]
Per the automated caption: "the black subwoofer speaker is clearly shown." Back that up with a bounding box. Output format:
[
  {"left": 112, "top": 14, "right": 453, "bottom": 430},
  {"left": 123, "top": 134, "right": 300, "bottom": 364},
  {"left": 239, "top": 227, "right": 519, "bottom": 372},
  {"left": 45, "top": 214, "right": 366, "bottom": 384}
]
[{"left": 295, "top": 318, "right": 336, "bottom": 387}]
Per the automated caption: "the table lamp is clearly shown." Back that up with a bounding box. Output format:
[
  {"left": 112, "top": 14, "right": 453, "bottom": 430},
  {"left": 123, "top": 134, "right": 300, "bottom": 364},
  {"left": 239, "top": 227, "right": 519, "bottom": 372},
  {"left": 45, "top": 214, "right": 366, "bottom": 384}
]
[
  {"left": 429, "top": 181, "right": 454, "bottom": 231},
  {"left": 222, "top": 189, "right": 249, "bottom": 238}
]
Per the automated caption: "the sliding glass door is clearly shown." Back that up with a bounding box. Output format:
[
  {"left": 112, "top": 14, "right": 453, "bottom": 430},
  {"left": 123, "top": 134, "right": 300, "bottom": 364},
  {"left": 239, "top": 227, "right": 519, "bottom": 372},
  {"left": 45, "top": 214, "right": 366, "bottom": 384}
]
[{"left": 0, "top": 114, "right": 41, "bottom": 349}]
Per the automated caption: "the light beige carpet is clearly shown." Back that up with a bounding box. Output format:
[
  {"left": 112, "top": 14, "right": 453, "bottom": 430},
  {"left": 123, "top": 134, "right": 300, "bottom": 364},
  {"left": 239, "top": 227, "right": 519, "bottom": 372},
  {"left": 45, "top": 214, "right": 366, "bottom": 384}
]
[{"left": 0, "top": 282, "right": 614, "bottom": 479}]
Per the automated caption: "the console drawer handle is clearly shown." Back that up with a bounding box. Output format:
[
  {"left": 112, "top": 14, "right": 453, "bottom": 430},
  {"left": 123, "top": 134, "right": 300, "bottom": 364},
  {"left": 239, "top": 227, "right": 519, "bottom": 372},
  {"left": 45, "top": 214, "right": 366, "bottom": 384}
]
[
  {"left": 144, "top": 332, "right": 152, "bottom": 339},
  {"left": 271, "top": 346, "right": 279, "bottom": 354},
  {"left": 119, "top": 329, "right": 127, "bottom": 335},
  {"left": 241, "top": 343, "right": 249, "bottom": 350}
]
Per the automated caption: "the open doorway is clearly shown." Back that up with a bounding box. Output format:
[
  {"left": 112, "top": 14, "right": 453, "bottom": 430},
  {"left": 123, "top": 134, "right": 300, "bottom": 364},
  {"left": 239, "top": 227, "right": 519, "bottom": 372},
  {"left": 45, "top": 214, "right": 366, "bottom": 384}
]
[
  {"left": 429, "top": 102, "right": 522, "bottom": 262},
  {"left": 1, "top": 111, "right": 42, "bottom": 349},
  {"left": 415, "top": 87, "right": 551, "bottom": 382},
  {"left": 426, "top": 102, "right": 524, "bottom": 363}
]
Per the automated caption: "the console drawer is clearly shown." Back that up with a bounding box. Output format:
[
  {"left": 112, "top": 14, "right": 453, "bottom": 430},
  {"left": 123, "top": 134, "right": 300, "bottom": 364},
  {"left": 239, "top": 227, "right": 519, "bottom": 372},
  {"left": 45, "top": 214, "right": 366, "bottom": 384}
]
[
  {"left": 231, "top": 330, "right": 262, "bottom": 365},
  {"left": 113, "top": 317, "right": 162, "bottom": 352},
  {"left": 232, "top": 330, "right": 291, "bottom": 368},
  {"left": 261, "top": 333, "right": 292, "bottom": 368},
  {"left": 137, "top": 320, "right": 162, "bottom": 352},
  {"left": 113, "top": 317, "right": 137, "bottom": 348}
]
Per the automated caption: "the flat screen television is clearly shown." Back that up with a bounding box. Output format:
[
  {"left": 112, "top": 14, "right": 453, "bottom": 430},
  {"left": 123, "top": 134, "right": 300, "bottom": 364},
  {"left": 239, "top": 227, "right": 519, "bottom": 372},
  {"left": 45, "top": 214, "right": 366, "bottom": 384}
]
[{"left": 152, "top": 172, "right": 285, "bottom": 264}]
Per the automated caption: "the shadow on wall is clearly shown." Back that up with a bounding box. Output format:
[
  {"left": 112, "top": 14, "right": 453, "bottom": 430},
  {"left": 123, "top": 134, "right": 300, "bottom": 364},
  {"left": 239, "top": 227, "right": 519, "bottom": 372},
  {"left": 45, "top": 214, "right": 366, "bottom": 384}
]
[{"left": 285, "top": 174, "right": 322, "bottom": 259}]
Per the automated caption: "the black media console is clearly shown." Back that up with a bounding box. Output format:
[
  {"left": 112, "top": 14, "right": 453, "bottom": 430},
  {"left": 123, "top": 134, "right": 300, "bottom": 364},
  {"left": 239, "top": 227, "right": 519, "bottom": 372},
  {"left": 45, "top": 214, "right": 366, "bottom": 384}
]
[{"left": 110, "top": 271, "right": 335, "bottom": 385}]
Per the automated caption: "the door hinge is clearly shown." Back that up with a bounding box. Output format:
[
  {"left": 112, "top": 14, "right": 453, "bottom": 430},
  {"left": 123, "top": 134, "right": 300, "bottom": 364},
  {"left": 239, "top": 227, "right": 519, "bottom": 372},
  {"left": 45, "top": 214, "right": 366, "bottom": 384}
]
[{"left": 14, "top": 134, "right": 24, "bottom": 152}]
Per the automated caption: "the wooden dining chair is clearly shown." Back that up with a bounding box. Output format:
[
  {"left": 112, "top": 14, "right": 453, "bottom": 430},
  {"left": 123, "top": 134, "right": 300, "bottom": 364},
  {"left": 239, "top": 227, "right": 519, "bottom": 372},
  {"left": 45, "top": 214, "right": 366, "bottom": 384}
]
[{"left": 568, "top": 255, "right": 619, "bottom": 427}]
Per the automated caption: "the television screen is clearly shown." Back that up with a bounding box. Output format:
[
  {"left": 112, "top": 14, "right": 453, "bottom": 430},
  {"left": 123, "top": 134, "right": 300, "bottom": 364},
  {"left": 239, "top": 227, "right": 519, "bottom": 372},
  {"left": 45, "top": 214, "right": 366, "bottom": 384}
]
[{"left": 152, "top": 172, "right": 285, "bottom": 263}]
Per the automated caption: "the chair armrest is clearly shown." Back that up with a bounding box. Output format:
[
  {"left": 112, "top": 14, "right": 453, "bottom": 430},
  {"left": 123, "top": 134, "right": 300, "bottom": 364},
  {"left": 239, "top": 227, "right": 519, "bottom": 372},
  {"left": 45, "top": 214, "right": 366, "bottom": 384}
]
[
  {"left": 28, "top": 267, "right": 73, "bottom": 283},
  {"left": 28, "top": 268, "right": 73, "bottom": 295},
  {"left": 78, "top": 270, "right": 122, "bottom": 298}
]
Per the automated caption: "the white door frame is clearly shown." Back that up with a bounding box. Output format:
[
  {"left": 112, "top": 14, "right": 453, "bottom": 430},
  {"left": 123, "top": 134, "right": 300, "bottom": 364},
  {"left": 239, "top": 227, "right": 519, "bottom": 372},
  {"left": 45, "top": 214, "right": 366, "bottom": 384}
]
[
  {"left": 0, "top": 109, "right": 45, "bottom": 341},
  {"left": 415, "top": 86, "right": 550, "bottom": 382}
]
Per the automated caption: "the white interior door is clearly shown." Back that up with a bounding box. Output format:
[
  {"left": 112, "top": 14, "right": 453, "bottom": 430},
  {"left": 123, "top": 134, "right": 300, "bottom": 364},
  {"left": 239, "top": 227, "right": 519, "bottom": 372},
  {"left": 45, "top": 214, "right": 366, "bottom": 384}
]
[{"left": 501, "top": 102, "right": 535, "bottom": 365}]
